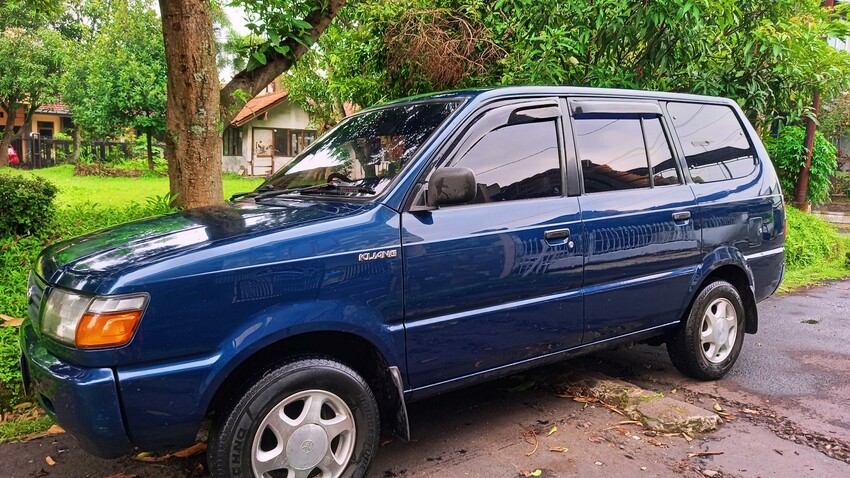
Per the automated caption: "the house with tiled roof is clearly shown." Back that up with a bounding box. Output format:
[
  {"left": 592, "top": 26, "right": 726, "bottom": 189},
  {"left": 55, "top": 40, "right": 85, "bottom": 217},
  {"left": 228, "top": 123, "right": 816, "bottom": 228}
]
[
  {"left": 0, "top": 101, "right": 73, "bottom": 161},
  {"left": 222, "top": 84, "right": 317, "bottom": 176}
]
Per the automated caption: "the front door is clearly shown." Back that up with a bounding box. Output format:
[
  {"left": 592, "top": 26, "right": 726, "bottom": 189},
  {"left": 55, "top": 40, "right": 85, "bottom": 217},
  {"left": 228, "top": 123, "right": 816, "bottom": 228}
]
[
  {"left": 252, "top": 128, "right": 274, "bottom": 176},
  {"left": 402, "top": 99, "right": 585, "bottom": 389}
]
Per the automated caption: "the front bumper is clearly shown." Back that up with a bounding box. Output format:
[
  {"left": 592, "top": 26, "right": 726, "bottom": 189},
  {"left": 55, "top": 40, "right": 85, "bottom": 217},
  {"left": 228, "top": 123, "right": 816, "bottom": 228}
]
[{"left": 20, "top": 321, "right": 132, "bottom": 458}]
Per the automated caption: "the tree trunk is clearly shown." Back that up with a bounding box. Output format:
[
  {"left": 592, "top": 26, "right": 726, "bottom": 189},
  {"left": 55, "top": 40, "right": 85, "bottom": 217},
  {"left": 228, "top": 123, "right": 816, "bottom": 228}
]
[
  {"left": 159, "top": 0, "right": 222, "bottom": 209},
  {"left": 794, "top": 0, "right": 835, "bottom": 210},
  {"left": 0, "top": 104, "right": 17, "bottom": 167},
  {"left": 71, "top": 123, "right": 82, "bottom": 164},
  {"left": 795, "top": 89, "right": 820, "bottom": 209},
  {"left": 146, "top": 126, "right": 154, "bottom": 172}
]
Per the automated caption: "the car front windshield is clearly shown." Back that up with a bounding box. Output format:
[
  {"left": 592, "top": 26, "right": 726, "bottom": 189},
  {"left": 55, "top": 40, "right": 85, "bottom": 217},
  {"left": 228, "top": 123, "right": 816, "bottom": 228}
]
[{"left": 255, "top": 101, "right": 460, "bottom": 199}]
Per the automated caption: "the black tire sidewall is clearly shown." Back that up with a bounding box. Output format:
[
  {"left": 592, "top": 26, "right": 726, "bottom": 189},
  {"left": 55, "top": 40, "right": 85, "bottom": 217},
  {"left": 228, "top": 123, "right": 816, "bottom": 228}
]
[
  {"left": 211, "top": 358, "right": 379, "bottom": 478},
  {"left": 668, "top": 280, "right": 747, "bottom": 380}
]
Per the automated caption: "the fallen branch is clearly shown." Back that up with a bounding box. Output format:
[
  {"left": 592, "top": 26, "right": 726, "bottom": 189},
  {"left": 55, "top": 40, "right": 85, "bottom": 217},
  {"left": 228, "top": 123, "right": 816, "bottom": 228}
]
[
  {"left": 522, "top": 429, "right": 539, "bottom": 456},
  {"left": 688, "top": 450, "right": 724, "bottom": 458}
]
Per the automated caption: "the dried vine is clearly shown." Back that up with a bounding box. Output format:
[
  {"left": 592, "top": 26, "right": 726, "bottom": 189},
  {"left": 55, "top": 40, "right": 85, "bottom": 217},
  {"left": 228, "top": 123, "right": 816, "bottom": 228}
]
[{"left": 384, "top": 9, "right": 504, "bottom": 91}]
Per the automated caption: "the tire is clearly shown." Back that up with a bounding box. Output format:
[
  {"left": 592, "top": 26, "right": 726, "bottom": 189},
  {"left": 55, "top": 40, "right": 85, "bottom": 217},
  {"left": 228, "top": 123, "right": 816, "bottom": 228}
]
[
  {"left": 667, "top": 280, "right": 746, "bottom": 381},
  {"left": 208, "top": 356, "right": 380, "bottom": 478}
]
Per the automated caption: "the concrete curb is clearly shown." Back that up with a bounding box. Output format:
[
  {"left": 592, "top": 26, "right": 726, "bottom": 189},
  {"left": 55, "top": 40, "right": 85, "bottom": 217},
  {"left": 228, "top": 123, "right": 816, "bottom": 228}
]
[{"left": 566, "top": 372, "right": 723, "bottom": 434}]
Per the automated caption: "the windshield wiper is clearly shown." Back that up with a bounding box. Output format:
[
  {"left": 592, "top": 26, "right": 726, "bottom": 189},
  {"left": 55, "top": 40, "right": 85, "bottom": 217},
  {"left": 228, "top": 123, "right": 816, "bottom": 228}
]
[
  {"left": 252, "top": 182, "right": 376, "bottom": 201},
  {"left": 230, "top": 184, "right": 275, "bottom": 201}
]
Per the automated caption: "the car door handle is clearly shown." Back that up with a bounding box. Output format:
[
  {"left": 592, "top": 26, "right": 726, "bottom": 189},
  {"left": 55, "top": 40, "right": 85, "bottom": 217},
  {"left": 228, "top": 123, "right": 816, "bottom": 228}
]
[
  {"left": 544, "top": 228, "right": 571, "bottom": 241},
  {"left": 672, "top": 211, "right": 691, "bottom": 222}
]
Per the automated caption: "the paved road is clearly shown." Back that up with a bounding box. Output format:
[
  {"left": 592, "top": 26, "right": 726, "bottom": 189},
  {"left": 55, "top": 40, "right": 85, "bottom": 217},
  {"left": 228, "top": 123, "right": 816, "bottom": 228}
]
[
  {"left": 1, "top": 280, "right": 849, "bottom": 477},
  {"left": 370, "top": 279, "right": 850, "bottom": 477}
]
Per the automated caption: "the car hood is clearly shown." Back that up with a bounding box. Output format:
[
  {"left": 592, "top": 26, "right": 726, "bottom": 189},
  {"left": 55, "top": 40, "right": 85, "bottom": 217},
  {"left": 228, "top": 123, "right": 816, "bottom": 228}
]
[{"left": 37, "top": 199, "right": 375, "bottom": 291}]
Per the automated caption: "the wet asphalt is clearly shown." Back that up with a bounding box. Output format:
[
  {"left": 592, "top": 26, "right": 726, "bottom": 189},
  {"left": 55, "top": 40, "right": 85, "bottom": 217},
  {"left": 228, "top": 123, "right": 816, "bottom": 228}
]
[{"left": 371, "top": 279, "right": 850, "bottom": 476}]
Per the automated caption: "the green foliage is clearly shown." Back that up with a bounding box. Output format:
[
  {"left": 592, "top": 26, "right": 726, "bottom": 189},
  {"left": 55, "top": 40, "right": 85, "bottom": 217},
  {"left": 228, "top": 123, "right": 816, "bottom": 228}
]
[
  {"left": 780, "top": 207, "right": 850, "bottom": 291},
  {"left": 0, "top": 0, "right": 62, "bottom": 30},
  {"left": 230, "top": 0, "right": 332, "bottom": 71},
  {"left": 766, "top": 126, "right": 838, "bottom": 205},
  {"left": 0, "top": 174, "right": 58, "bottom": 236},
  {"left": 144, "top": 193, "right": 181, "bottom": 215},
  {"left": 0, "top": 327, "right": 26, "bottom": 407},
  {"left": 0, "top": 412, "right": 54, "bottom": 442},
  {"left": 132, "top": 134, "right": 164, "bottom": 161},
  {"left": 283, "top": 0, "right": 850, "bottom": 132},
  {"left": 61, "top": 0, "right": 166, "bottom": 142},
  {"left": 831, "top": 171, "right": 850, "bottom": 197},
  {"left": 785, "top": 207, "right": 845, "bottom": 269}
]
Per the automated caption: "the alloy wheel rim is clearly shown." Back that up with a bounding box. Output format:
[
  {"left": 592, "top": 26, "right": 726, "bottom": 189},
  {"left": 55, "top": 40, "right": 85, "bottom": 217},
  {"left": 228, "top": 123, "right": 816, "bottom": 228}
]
[
  {"left": 251, "top": 389, "right": 356, "bottom": 478},
  {"left": 700, "top": 297, "right": 738, "bottom": 364}
]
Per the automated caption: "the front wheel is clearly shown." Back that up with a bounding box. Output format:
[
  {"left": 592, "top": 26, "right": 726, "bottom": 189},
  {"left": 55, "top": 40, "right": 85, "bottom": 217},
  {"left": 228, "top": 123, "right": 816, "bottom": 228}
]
[
  {"left": 667, "top": 280, "right": 746, "bottom": 380},
  {"left": 208, "top": 357, "right": 380, "bottom": 478}
]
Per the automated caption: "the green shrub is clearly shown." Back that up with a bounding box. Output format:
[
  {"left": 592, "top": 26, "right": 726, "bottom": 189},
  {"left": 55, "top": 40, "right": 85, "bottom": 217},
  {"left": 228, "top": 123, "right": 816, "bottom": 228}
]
[
  {"left": 0, "top": 328, "right": 23, "bottom": 408},
  {"left": 784, "top": 206, "right": 844, "bottom": 269},
  {"left": 831, "top": 171, "right": 850, "bottom": 197},
  {"left": 0, "top": 174, "right": 58, "bottom": 237},
  {"left": 766, "top": 126, "right": 837, "bottom": 205}
]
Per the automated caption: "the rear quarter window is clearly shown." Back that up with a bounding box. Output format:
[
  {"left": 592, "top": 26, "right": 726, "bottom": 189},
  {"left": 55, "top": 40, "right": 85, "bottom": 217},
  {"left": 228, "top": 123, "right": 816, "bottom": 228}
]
[{"left": 666, "top": 102, "right": 757, "bottom": 183}]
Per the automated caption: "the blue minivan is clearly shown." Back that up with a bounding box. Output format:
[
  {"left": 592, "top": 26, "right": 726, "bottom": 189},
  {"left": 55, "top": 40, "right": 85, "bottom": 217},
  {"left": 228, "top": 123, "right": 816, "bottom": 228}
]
[{"left": 20, "top": 87, "right": 785, "bottom": 478}]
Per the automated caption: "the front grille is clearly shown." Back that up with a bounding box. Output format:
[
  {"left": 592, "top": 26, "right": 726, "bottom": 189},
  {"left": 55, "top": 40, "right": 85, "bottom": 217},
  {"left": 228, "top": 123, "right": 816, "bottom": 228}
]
[{"left": 27, "top": 272, "right": 45, "bottom": 328}]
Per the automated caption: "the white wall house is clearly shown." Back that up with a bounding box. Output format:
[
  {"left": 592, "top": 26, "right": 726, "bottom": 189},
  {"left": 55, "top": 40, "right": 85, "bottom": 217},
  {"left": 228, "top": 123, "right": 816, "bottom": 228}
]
[{"left": 222, "top": 88, "right": 317, "bottom": 176}]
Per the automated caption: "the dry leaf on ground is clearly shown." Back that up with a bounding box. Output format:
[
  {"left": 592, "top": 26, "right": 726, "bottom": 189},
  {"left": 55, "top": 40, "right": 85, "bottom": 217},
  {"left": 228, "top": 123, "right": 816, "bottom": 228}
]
[
  {"left": 0, "top": 314, "right": 24, "bottom": 327},
  {"left": 134, "top": 442, "right": 207, "bottom": 462},
  {"left": 24, "top": 424, "right": 66, "bottom": 442},
  {"left": 644, "top": 437, "right": 668, "bottom": 448},
  {"left": 45, "top": 456, "right": 56, "bottom": 466},
  {"left": 172, "top": 442, "right": 207, "bottom": 458}
]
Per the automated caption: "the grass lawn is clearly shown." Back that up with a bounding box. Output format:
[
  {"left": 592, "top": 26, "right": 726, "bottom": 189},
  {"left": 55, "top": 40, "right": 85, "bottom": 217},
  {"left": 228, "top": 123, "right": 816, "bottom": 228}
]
[
  {"left": 7, "top": 165, "right": 263, "bottom": 207},
  {"left": 778, "top": 235, "right": 850, "bottom": 293}
]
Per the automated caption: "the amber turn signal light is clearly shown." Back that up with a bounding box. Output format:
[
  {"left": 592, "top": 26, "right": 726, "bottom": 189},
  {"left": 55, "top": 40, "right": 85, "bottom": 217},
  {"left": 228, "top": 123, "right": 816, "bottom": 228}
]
[{"left": 75, "top": 311, "right": 143, "bottom": 349}]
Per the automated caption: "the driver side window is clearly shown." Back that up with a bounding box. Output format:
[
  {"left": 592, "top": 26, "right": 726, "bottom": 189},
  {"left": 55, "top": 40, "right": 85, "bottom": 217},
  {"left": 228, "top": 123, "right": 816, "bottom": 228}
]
[{"left": 447, "top": 120, "right": 562, "bottom": 203}]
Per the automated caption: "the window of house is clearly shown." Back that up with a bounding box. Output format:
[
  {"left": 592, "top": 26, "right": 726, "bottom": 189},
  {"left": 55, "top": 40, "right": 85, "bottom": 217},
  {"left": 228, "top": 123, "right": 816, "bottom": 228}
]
[
  {"left": 273, "top": 129, "right": 318, "bottom": 157},
  {"left": 667, "top": 102, "right": 756, "bottom": 183},
  {"left": 448, "top": 120, "right": 561, "bottom": 203},
  {"left": 223, "top": 126, "right": 242, "bottom": 156}
]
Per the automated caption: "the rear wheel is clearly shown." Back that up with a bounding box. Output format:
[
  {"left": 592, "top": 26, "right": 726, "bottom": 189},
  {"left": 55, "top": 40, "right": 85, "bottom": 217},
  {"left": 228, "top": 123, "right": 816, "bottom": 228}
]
[
  {"left": 667, "top": 280, "right": 746, "bottom": 380},
  {"left": 208, "top": 357, "right": 380, "bottom": 478}
]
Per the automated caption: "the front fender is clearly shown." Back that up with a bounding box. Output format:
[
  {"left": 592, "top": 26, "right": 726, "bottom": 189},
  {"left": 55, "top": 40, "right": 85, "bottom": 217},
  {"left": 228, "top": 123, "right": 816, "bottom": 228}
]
[
  {"left": 201, "top": 298, "right": 407, "bottom": 407},
  {"left": 116, "top": 299, "right": 405, "bottom": 451}
]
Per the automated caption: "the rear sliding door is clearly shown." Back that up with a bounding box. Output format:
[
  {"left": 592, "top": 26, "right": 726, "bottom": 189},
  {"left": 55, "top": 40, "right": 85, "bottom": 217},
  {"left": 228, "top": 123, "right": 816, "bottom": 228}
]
[{"left": 569, "top": 99, "right": 701, "bottom": 342}]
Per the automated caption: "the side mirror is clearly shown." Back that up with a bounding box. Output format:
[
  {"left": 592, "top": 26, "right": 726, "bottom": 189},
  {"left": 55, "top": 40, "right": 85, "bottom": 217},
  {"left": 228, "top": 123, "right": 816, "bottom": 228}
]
[{"left": 427, "top": 167, "right": 476, "bottom": 208}]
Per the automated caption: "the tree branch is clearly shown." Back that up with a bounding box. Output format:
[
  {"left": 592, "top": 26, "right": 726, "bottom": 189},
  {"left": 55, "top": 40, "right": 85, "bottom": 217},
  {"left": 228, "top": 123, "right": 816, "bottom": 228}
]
[{"left": 219, "top": 0, "right": 346, "bottom": 123}]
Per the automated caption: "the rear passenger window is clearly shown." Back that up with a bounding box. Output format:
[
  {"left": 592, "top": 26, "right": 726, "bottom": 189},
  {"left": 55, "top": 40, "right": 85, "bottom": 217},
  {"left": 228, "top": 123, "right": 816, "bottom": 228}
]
[
  {"left": 667, "top": 102, "right": 757, "bottom": 183},
  {"left": 450, "top": 120, "right": 561, "bottom": 202},
  {"left": 574, "top": 115, "right": 679, "bottom": 193},
  {"left": 643, "top": 118, "right": 680, "bottom": 186}
]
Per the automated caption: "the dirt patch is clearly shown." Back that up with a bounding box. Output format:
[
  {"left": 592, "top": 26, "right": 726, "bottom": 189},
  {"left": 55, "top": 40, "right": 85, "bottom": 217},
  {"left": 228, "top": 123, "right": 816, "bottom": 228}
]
[{"left": 73, "top": 164, "right": 150, "bottom": 178}]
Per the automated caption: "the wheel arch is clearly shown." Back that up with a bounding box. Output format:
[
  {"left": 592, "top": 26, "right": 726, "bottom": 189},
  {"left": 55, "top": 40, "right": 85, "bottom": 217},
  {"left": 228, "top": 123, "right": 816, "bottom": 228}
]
[
  {"left": 205, "top": 330, "right": 409, "bottom": 440},
  {"left": 687, "top": 249, "right": 758, "bottom": 334}
]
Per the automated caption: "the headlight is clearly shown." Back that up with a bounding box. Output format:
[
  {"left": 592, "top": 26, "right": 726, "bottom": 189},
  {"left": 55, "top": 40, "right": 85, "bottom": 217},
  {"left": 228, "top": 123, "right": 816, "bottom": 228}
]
[{"left": 41, "top": 289, "right": 148, "bottom": 349}]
